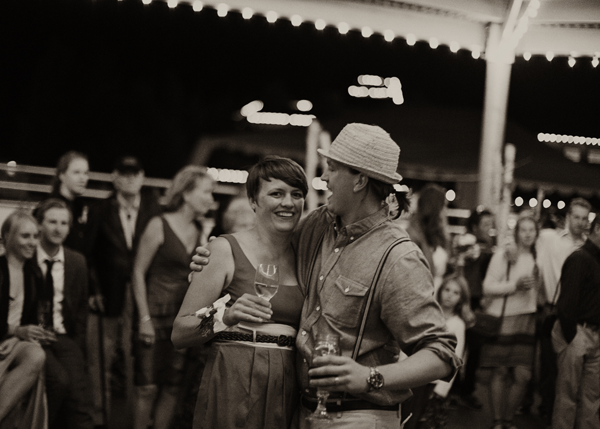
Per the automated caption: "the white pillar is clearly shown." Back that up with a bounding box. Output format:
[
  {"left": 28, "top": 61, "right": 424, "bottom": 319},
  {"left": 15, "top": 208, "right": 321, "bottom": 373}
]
[
  {"left": 478, "top": 23, "right": 515, "bottom": 212},
  {"left": 305, "top": 120, "right": 321, "bottom": 212}
]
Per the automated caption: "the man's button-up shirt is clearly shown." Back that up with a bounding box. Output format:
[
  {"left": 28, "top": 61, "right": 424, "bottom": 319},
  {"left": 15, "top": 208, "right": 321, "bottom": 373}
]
[
  {"left": 37, "top": 245, "right": 67, "bottom": 334},
  {"left": 294, "top": 206, "right": 460, "bottom": 406}
]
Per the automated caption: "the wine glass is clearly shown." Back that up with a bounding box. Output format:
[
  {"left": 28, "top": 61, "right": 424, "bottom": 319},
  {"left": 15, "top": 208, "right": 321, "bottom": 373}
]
[
  {"left": 254, "top": 264, "right": 279, "bottom": 302},
  {"left": 37, "top": 300, "right": 52, "bottom": 330},
  {"left": 307, "top": 333, "right": 340, "bottom": 422}
]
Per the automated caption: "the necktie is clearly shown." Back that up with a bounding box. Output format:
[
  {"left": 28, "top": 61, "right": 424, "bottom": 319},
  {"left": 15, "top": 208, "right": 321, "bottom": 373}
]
[{"left": 43, "top": 259, "right": 55, "bottom": 329}]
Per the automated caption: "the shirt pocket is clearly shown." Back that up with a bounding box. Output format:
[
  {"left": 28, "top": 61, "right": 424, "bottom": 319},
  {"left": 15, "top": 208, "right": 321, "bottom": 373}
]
[{"left": 325, "top": 275, "right": 370, "bottom": 328}]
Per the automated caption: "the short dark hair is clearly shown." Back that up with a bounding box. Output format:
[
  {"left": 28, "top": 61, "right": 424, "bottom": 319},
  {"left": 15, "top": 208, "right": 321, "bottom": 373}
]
[
  {"left": 52, "top": 151, "right": 88, "bottom": 193},
  {"left": 33, "top": 198, "right": 72, "bottom": 225},
  {"left": 246, "top": 156, "right": 308, "bottom": 202},
  {"left": 467, "top": 208, "right": 493, "bottom": 234},
  {"left": 568, "top": 197, "right": 591, "bottom": 214}
]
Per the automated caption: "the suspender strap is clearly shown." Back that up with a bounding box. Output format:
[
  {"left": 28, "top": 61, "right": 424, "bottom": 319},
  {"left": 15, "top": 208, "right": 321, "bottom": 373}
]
[{"left": 351, "top": 238, "right": 410, "bottom": 360}]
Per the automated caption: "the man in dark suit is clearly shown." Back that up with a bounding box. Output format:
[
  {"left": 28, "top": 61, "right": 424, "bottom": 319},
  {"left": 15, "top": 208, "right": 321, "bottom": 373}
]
[
  {"left": 86, "top": 156, "right": 162, "bottom": 427},
  {"left": 34, "top": 198, "right": 94, "bottom": 429}
]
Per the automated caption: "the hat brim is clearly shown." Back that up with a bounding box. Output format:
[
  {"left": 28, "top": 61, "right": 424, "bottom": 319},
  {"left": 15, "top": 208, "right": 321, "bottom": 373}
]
[{"left": 317, "top": 148, "right": 402, "bottom": 184}]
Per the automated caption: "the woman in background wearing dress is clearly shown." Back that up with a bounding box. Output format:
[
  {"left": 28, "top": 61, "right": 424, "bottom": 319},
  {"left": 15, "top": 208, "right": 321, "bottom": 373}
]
[
  {"left": 481, "top": 211, "right": 540, "bottom": 429},
  {"left": 0, "top": 210, "right": 48, "bottom": 429},
  {"left": 132, "top": 166, "right": 214, "bottom": 429},
  {"left": 172, "top": 156, "right": 307, "bottom": 429},
  {"left": 406, "top": 183, "right": 450, "bottom": 292}
]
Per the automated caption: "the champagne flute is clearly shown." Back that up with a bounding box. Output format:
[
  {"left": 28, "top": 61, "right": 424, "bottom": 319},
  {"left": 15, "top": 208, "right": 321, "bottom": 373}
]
[
  {"left": 254, "top": 264, "right": 279, "bottom": 302},
  {"left": 307, "top": 333, "right": 340, "bottom": 422},
  {"left": 37, "top": 300, "right": 52, "bottom": 330}
]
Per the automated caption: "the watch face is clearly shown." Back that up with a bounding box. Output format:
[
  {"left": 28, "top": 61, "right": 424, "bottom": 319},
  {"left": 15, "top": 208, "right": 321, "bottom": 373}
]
[{"left": 369, "top": 369, "right": 384, "bottom": 390}]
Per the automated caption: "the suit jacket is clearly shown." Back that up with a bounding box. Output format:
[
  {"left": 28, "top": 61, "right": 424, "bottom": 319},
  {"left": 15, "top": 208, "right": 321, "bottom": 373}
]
[
  {"left": 60, "top": 247, "right": 89, "bottom": 351},
  {"left": 88, "top": 189, "right": 162, "bottom": 317},
  {"left": 0, "top": 255, "right": 43, "bottom": 338}
]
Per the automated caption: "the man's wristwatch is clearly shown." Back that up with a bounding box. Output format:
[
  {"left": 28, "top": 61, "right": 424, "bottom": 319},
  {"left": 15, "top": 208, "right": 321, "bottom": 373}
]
[{"left": 366, "top": 367, "right": 384, "bottom": 392}]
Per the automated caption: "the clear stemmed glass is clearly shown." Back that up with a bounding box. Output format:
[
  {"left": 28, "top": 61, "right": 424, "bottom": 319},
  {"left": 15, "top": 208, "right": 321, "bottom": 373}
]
[
  {"left": 254, "top": 264, "right": 279, "bottom": 302},
  {"left": 307, "top": 333, "right": 341, "bottom": 422},
  {"left": 37, "top": 300, "right": 52, "bottom": 330}
]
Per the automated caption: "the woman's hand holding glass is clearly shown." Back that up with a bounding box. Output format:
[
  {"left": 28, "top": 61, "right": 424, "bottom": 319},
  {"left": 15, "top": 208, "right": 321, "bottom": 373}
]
[
  {"left": 15, "top": 325, "right": 56, "bottom": 344},
  {"left": 222, "top": 294, "right": 273, "bottom": 326},
  {"left": 33, "top": 300, "right": 57, "bottom": 345},
  {"left": 223, "top": 263, "right": 277, "bottom": 326}
]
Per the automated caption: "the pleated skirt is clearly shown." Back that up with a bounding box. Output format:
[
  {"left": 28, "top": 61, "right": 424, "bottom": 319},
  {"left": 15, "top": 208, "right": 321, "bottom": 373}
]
[
  {"left": 480, "top": 313, "right": 536, "bottom": 368},
  {"left": 193, "top": 341, "right": 298, "bottom": 429}
]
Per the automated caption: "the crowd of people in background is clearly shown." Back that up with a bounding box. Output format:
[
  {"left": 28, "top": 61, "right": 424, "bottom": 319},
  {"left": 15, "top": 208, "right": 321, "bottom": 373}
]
[
  {"left": 401, "top": 192, "right": 598, "bottom": 429},
  {"left": 1, "top": 137, "right": 599, "bottom": 429}
]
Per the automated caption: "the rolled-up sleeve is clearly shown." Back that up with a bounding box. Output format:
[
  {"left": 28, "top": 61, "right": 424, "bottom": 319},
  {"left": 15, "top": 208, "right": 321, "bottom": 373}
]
[{"left": 380, "top": 246, "right": 462, "bottom": 380}]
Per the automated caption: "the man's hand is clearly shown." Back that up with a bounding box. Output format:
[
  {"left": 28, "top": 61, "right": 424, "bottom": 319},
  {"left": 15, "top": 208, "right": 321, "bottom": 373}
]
[
  {"left": 190, "top": 246, "right": 211, "bottom": 273},
  {"left": 308, "top": 356, "right": 371, "bottom": 394},
  {"left": 89, "top": 294, "right": 105, "bottom": 314}
]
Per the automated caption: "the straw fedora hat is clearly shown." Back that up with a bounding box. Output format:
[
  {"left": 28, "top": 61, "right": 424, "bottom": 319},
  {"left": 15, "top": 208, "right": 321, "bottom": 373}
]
[{"left": 317, "top": 123, "right": 402, "bottom": 184}]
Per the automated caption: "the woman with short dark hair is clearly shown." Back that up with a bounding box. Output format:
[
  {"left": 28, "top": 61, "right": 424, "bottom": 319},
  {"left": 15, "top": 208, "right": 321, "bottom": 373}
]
[{"left": 173, "top": 156, "right": 307, "bottom": 429}]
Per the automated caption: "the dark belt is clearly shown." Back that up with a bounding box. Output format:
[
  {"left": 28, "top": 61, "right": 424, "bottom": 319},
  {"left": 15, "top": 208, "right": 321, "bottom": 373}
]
[
  {"left": 214, "top": 331, "right": 295, "bottom": 347},
  {"left": 579, "top": 322, "right": 600, "bottom": 332},
  {"left": 301, "top": 395, "right": 399, "bottom": 413}
]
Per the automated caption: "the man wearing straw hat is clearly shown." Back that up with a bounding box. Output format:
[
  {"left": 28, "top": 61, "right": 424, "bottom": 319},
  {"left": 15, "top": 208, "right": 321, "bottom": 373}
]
[
  {"left": 191, "top": 123, "right": 459, "bottom": 428},
  {"left": 294, "top": 123, "right": 459, "bottom": 427}
]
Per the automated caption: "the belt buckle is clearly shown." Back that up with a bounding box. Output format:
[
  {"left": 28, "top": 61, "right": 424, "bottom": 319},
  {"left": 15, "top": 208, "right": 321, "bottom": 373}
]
[{"left": 277, "top": 335, "right": 288, "bottom": 347}]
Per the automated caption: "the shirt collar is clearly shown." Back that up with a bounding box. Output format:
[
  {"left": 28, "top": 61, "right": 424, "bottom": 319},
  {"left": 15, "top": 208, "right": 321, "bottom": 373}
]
[
  {"left": 559, "top": 228, "right": 587, "bottom": 244},
  {"left": 333, "top": 205, "right": 391, "bottom": 241},
  {"left": 116, "top": 193, "right": 141, "bottom": 211},
  {"left": 37, "top": 245, "right": 64, "bottom": 265}
]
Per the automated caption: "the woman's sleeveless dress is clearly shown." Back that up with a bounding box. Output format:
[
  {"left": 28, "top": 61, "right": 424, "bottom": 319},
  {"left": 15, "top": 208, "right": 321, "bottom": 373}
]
[
  {"left": 193, "top": 234, "right": 304, "bottom": 429},
  {"left": 135, "top": 216, "right": 198, "bottom": 386}
]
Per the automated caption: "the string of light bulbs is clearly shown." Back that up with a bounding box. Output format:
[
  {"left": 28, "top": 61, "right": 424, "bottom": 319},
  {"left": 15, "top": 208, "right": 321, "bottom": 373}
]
[{"left": 139, "top": 0, "right": 600, "bottom": 66}]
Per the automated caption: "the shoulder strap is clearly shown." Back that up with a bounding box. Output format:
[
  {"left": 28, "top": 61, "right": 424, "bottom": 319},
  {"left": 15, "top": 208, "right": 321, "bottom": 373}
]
[
  {"left": 499, "top": 261, "right": 512, "bottom": 318},
  {"left": 351, "top": 237, "right": 410, "bottom": 360}
]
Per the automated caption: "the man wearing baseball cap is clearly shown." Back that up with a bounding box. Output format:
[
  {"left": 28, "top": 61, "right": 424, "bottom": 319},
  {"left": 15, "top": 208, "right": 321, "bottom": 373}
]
[
  {"left": 86, "top": 156, "right": 162, "bottom": 427},
  {"left": 191, "top": 124, "right": 459, "bottom": 428}
]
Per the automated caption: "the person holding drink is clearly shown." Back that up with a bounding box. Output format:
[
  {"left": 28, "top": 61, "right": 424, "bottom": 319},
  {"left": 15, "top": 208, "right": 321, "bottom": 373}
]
[
  {"left": 190, "top": 124, "right": 461, "bottom": 428},
  {"left": 172, "top": 156, "right": 307, "bottom": 429},
  {"left": 0, "top": 210, "right": 47, "bottom": 428},
  {"left": 480, "top": 211, "right": 541, "bottom": 429}
]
